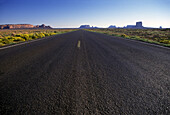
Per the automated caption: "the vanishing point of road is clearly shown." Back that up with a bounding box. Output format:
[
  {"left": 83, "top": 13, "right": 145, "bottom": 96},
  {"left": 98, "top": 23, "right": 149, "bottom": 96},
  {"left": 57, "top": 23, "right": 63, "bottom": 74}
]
[{"left": 0, "top": 30, "right": 169, "bottom": 114}]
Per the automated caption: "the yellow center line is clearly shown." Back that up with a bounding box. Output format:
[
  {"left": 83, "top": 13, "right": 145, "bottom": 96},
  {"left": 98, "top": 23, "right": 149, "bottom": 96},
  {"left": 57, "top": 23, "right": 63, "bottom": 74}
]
[{"left": 77, "top": 40, "right": 81, "bottom": 48}]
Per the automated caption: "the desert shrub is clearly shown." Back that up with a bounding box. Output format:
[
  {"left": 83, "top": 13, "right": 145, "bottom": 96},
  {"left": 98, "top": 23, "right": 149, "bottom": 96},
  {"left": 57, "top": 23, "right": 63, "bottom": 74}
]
[
  {"left": 31, "top": 34, "right": 39, "bottom": 39},
  {"left": 121, "top": 34, "right": 129, "bottom": 38},
  {"left": 15, "top": 34, "right": 22, "bottom": 37},
  {"left": 11, "top": 32, "right": 16, "bottom": 36},
  {"left": 28, "top": 34, "right": 33, "bottom": 39},
  {"left": 133, "top": 36, "right": 141, "bottom": 39},
  {"left": 86, "top": 28, "right": 170, "bottom": 46},
  {"left": 4, "top": 36, "right": 12, "bottom": 39},
  {"left": 1, "top": 38, "right": 13, "bottom": 44},
  {"left": 44, "top": 33, "right": 50, "bottom": 36},
  {"left": 160, "top": 40, "right": 170, "bottom": 44},
  {"left": 49, "top": 33, "right": 56, "bottom": 36},
  {"left": 168, "top": 35, "right": 170, "bottom": 40},
  {"left": 40, "top": 33, "right": 45, "bottom": 38},
  {"left": 153, "top": 35, "right": 161, "bottom": 39},
  {"left": 0, "top": 29, "right": 75, "bottom": 46},
  {"left": 12, "top": 37, "right": 25, "bottom": 42},
  {"left": 0, "top": 42, "right": 5, "bottom": 46},
  {"left": 111, "top": 34, "right": 117, "bottom": 36},
  {"left": 20, "top": 34, "right": 32, "bottom": 40},
  {"left": 36, "top": 33, "right": 45, "bottom": 38}
]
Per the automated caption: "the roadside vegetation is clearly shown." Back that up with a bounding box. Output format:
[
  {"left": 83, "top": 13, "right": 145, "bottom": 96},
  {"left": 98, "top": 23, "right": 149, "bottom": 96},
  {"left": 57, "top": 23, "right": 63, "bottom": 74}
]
[
  {"left": 87, "top": 28, "right": 170, "bottom": 47},
  {"left": 0, "top": 29, "right": 75, "bottom": 46}
]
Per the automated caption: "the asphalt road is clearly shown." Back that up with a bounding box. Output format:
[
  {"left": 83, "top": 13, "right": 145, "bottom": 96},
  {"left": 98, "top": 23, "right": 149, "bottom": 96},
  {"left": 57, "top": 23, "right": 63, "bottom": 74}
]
[{"left": 0, "top": 30, "right": 169, "bottom": 114}]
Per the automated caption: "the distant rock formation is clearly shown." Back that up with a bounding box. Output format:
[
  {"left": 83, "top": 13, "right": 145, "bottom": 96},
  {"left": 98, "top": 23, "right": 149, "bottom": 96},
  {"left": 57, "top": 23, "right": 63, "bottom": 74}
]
[
  {"left": 34, "top": 24, "right": 52, "bottom": 29},
  {"left": 0, "top": 24, "right": 34, "bottom": 29},
  {"left": 136, "top": 22, "right": 143, "bottom": 28},
  {"left": 79, "top": 25, "right": 99, "bottom": 29},
  {"left": 79, "top": 25, "right": 91, "bottom": 29},
  {"left": 126, "top": 21, "right": 143, "bottom": 29},
  {"left": 126, "top": 25, "right": 136, "bottom": 28},
  {"left": 108, "top": 25, "right": 116, "bottom": 28},
  {"left": 0, "top": 24, "right": 52, "bottom": 29}
]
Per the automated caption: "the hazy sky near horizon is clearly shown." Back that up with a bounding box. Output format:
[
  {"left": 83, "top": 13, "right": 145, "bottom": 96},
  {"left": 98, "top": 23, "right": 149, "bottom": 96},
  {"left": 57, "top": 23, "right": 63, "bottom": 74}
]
[{"left": 0, "top": 0, "right": 169, "bottom": 28}]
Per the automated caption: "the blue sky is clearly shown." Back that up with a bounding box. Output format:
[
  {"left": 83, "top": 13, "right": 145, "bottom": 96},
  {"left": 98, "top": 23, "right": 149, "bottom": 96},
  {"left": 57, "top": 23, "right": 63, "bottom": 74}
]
[{"left": 0, "top": 0, "right": 169, "bottom": 28}]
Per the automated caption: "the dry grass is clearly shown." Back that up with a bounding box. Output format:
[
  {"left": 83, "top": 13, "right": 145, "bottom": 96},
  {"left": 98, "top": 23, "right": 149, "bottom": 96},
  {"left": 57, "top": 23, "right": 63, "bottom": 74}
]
[
  {"left": 87, "top": 28, "right": 170, "bottom": 47},
  {"left": 0, "top": 29, "right": 76, "bottom": 46}
]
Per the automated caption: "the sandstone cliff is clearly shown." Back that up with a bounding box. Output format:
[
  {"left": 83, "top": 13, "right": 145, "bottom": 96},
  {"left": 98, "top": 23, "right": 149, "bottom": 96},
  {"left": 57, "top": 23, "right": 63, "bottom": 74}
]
[{"left": 0, "top": 24, "right": 52, "bottom": 29}]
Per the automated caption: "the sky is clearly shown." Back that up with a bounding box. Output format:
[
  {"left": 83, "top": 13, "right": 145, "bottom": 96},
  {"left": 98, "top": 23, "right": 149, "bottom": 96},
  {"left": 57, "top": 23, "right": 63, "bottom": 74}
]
[{"left": 0, "top": 0, "right": 170, "bottom": 28}]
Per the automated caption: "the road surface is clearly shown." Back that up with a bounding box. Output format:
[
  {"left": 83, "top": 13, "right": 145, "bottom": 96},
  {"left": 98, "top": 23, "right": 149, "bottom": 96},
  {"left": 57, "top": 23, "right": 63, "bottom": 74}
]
[{"left": 0, "top": 30, "right": 169, "bottom": 114}]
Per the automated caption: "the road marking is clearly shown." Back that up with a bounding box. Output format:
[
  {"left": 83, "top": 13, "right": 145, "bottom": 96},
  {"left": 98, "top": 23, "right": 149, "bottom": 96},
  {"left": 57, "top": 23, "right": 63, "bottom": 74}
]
[{"left": 77, "top": 40, "right": 81, "bottom": 48}]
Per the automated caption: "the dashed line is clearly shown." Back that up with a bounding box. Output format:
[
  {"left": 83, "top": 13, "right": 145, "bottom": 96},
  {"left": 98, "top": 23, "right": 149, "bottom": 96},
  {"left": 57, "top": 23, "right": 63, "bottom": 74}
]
[{"left": 77, "top": 40, "right": 81, "bottom": 48}]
